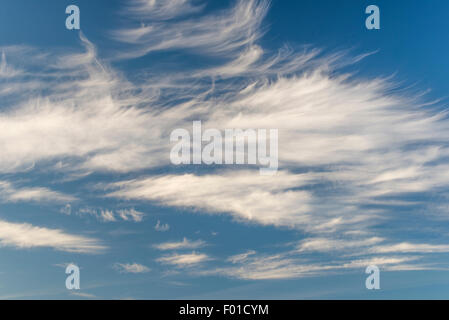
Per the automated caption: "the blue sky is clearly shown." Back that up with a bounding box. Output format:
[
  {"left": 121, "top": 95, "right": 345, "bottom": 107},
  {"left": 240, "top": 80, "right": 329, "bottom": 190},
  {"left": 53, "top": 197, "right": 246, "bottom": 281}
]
[{"left": 1, "top": 0, "right": 449, "bottom": 299}]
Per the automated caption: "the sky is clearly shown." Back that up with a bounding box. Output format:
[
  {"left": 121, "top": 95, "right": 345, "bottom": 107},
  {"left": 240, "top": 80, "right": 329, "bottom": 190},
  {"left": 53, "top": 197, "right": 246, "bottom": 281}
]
[{"left": 0, "top": 0, "right": 449, "bottom": 299}]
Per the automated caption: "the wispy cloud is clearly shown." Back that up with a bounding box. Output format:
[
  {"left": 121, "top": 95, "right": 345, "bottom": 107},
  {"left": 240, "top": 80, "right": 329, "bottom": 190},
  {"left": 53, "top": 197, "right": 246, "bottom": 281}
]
[
  {"left": 0, "top": 51, "right": 22, "bottom": 78},
  {"left": 59, "top": 204, "right": 72, "bottom": 215},
  {"left": 113, "top": 0, "right": 269, "bottom": 59},
  {"left": 227, "top": 250, "right": 257, "bottom": 263},
  {"left": 297, "top": 237, "right": 449, "bottom": 255},
  {"left": 124, "top": 0, "right": 205, "bottom": 20},
  {"left": 155, "top": 220, "right": 170, "bottom": 232},
  {"left": 297, "top": 237, "right": 385, "bottom": 253},
  {"left": 157, "top": 252, "right": 210, "bottom": 267},
  {"left": 0, "top": 35, "right": 172, "bottom": 174},
  {"left": 154, "top": 238, "right": 206, "bottom": 250},
  {"left": 192, "top": 236, "right": 449, "bottom": 280},
  {"left": 106, "top": 171, "right": 313, "bottom": 227},
  {"left": 0, "top": 219, "right": 105, "bottom": 253},
  {"left": 0, "top": 180, "right": 76, "bottom": 203},
  {"left": 116, "top": 209, "right": 144, "bottom": 222},
  {"left": 70, "top": 292, "right": 97, "bottom": 299},
  {"left": 206, "top": 255, "right": 334, "bottom": 280},
  {"left": 113, "top": 263, "right": 150, "bottom": 274},
  {"left": 53, "top": 262, "right": 78, "bottom": 269},
  {"left": 371, "top": 242, "right": 449, "bottom": 254},
  {"left": 77, "top": 207, "right": 144, "bottom": 223},
  {"left": 199, "top": 250, "right": 432, "bottom": 280}
]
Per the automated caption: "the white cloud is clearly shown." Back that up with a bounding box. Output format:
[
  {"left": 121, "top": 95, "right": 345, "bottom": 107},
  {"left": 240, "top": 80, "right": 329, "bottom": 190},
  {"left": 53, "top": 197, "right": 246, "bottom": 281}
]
[
  {"left": 196, "top": 45, "right": 264, "bottom": 77},
  {"left": 341, "top": 256, "right": 419, "bottom": 269},
  {"left": 124, "top": 0, "right": 204, "bottom": 20},
  {"left": 296, "top": 237, "right": 449, "bottom": 255},
  {"left": 113, "top": 0, "right": 269, "bottom": 59},
  {"left": 77, "top": 207, "right": 144, "bottom": 223},
  {"left": 53, "top": 262, "right": 77, "bottom": 269},
  {"left": 0, "top": 181, "right": 76, "bottom": 203},
  {"left": 106, "top": 171, "right": 313, "bottom": 228},
  {"left": 371, "top": 242, "right": 449, "bottom": 254},
  {"left": 0, "top": 219, "right": 105, "bottom": 253},
  {"left": 113, "top": 263, "right": 150, "bottom": 274},
  {"left": 155, "top": 220, "right": 170, "bottom": 232},
  {"left": 70, "top": 292, "right": 97, "bottom": 299},
  {"left": 0, "top": 51, "right": 22, "bottom": 78},
  {"left": 117, "top": 208, "right": 144, "bottom": 222},
  {"left": 157, "top": 252, "right": 210, "bottom": 267},
  {"left": 297, "top": 237, "right": 384, "bottom": 253},
  {"left": 59, "top": 204, "right": 72, "bottom": 215},
  {"left": 154, "top": 238, "right": 206, "bottom": 250},
  {"left": 202, "top": 253, "right": 333, "bottom": 280},
  {"left": 227, "top": 250, "right": 257, "bottom": 263},
  {"left": 79, "top": 208, "right": 117, "bottom": 222},
  {"left": 0, "top": 35, "right": 173, "bottom": 174},
  {"left": 191, "top": 238, "right": 449, "bottom": 280},
  {"left": 99, "top": 210, "right": 117, "bottom": 222},
  {"left": 199, "top": 251, "right": 428, "bottom": 280}
]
